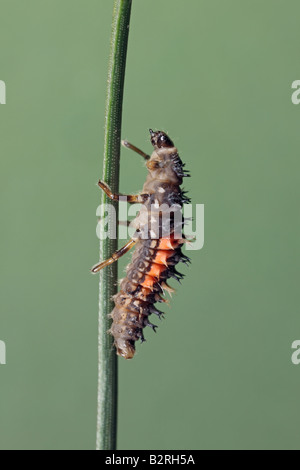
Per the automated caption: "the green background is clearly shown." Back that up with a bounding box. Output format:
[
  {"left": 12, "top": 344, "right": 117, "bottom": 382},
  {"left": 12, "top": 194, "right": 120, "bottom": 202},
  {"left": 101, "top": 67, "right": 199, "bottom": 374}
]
[{"left": 0, "top": 0, "right": 299, "bottom": 450}]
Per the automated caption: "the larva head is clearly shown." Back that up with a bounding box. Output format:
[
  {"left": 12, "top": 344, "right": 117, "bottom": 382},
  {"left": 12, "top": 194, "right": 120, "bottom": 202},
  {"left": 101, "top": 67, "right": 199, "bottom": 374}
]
[
  {"left": 147, "top": 129, "right": 183, "bottom": 184},
  {"left": 149, "top": 129, "right": 174, "bottom": 149}
]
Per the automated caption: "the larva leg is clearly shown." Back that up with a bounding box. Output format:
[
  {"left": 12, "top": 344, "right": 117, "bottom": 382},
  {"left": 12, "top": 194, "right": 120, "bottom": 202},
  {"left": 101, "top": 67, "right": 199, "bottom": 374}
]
[
  {"left": 98, "top": 180, "right": 148, "bottom": 203},
  {"left": 122, "top": 140, "right": 150, "bottom": 160},
  {"left": 97, "top": 217, "right": 131, "bottom": 227},
  {"left": 91, "top": 239, "right": 136, "bottom": 273}
]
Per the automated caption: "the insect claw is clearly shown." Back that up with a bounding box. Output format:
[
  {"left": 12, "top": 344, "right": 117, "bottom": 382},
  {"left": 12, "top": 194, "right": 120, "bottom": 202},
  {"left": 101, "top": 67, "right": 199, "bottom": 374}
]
[
  {"left": 149, "top": 306, "right": 165, "bottom": 319},
  {"left": 145, "top": 319, "right": 158, "bottom": 332},
  {"left": 156, "top": 313, "right": 165, "bottom": 320},
  {"left": 137, "top": 329, "right": 146, "bottom": 343},
  {"left": 181, "top": 254, "right": 191, "bottom": 265},
  {"left": 167, "top": 267, "right": 185, "bottom": 283}
]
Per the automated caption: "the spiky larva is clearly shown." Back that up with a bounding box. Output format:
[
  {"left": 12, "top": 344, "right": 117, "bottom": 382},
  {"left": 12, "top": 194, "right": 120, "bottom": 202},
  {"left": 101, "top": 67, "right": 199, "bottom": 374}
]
[{"left": 110, "top": 130, "right": 191, "bottom": 359}]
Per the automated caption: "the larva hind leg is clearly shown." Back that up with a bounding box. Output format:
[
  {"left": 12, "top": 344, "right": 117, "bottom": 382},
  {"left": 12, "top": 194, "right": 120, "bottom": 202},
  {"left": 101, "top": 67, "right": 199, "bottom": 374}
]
[
  {"left": 122, "top": 140, "right": 150, "bottom": 160},
  {"left": 91, "top": 239, "right": 136, "bottom": 273},
  {"left": 98, "top": 180, "right": 149, "bottom": 204}
]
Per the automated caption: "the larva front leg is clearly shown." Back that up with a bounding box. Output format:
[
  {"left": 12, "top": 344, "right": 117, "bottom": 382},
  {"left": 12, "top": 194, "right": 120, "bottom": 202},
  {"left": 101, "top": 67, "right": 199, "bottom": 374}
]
[
  {"left": 98, "top": 180, "right": 149, "bottom": 203},
  {"left": 121, "top": 140, "right": 150, "bottom": 160}
]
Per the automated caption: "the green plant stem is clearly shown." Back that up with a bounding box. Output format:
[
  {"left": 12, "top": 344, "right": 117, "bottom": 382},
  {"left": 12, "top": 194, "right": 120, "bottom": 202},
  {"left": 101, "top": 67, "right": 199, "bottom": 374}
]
[{"left": 96, "top": 0, "right": 132, "bottom": 451}]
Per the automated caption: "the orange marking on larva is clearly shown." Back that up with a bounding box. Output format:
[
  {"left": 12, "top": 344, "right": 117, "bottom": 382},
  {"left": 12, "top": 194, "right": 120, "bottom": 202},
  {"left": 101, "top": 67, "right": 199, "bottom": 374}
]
[
  {"left": 153, "top": 250, "right": 173, "bottom": 266},
  {"left": 157, "top": 238, "right": 175, "bottom": 250},
  {"left": 141, "top": 274, "right": 156, "bottom": 289},
  {"left": 157, "top": 237, "right": 182, "bottom": 250},
  {"left": 147, "top": 263, "right": 166, "bottom": 278}
]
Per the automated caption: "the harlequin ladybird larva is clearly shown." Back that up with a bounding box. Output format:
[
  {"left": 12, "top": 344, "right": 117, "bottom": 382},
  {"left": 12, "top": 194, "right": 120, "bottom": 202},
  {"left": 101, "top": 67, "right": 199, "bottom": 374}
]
[{"left": 92, "top": 129, "right": 191, "bottom": 359}]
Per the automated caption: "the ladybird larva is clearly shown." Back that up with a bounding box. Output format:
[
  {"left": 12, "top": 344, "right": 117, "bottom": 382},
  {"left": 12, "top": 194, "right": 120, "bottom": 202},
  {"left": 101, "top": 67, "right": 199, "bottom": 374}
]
[{"left": 92, "top": 129, "right": 191, "bottom": 359}]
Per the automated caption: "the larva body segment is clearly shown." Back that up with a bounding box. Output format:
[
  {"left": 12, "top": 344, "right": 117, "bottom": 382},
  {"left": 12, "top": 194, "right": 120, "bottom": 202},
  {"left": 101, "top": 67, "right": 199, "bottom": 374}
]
[{"left": 108, "top": 130, "right": 191, "bottom": 359}]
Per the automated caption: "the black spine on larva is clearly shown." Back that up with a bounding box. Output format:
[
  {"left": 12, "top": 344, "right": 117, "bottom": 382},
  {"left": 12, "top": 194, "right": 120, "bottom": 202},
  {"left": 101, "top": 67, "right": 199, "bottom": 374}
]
[{"left": 109, "top": 131, "right": 190, "bottom": 359}]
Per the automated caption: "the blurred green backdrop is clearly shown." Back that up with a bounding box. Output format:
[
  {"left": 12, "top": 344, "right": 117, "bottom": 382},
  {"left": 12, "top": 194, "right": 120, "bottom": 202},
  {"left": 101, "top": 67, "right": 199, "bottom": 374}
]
[{"left": 0, "top": 0, "right": 300, "bottom": 450}]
